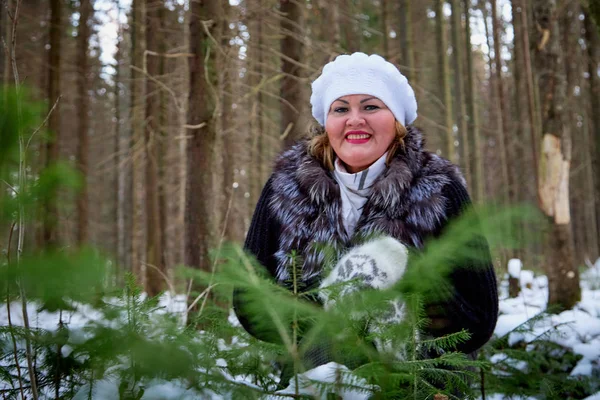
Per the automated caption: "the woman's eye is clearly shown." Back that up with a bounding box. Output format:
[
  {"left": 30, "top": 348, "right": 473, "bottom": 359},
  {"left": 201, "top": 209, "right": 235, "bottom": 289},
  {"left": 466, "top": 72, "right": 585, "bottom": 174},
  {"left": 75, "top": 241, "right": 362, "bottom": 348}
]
[
  {"left": 333, "top": 107, "right": 348, "bottom": 113},
  {"left": 365, "top": 105, "right": 380, "bottom": 111}
]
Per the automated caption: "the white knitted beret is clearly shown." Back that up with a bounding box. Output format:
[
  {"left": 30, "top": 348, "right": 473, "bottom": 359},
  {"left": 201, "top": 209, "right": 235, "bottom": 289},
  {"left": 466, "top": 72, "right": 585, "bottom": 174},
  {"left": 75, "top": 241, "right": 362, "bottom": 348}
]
[{"left": 310, "top": 52, "right": 418, "bottom": 127}]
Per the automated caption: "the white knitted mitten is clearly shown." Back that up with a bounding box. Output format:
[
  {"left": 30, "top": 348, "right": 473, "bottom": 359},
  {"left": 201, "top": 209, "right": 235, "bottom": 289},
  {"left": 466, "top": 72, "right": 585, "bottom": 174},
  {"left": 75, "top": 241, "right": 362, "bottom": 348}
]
[
  {"left": 318, "top": 236, "right": 408, "bottom": 308},
  {"left": 318, "top": 237, "right": 410, "bottom": 357}
]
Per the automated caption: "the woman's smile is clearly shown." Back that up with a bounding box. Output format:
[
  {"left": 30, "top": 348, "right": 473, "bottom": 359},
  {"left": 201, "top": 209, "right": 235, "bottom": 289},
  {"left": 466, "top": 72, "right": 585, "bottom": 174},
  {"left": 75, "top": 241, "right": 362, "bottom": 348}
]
[{"left": 345, "top": 130, "right": 372, "bottom": 143}]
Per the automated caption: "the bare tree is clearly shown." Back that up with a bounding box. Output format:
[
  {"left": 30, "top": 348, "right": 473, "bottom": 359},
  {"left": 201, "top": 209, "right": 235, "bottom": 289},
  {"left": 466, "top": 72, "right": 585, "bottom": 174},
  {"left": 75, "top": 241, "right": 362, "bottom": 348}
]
[
  {"left": 185, "top": 0, "right": 221, "bottom": 314},
  {"left": 449, "top": 0, "right": 470, "bottom": 184},
  {"left": 584, "top": 9, "right": 600, "bottom": 256},
  {"left": 131, "top": 0, "right": 146, "bottom": 283},
  {"left": 491, "top": 0, "right": 512, "bottom": 207},
  {"left": 398, "top": 0, "right": 416, "bottom": 84},
  {"left": 340, "top": 0, "right": 359, "bottom": 52},
  {"left": 435, "top": 0, "right": 455, "bottom": 163},
  {"left": 0, "top": 1, "right": 6, "bottom": 83},
  {"left": 280, "top": 0, "right": 306, "bottom": 147},
  {"left": 533, "top": 0, "right": 580, "bottom": 310},
  {"left": 76, "top": 0, "right": 92, "bottom": 245},
  {"left": 463, "top": 0, "right": 482, "bottom": 203},
  {"left": 44, "top": 0, "right": 62, "bottom": 246},
  {"left": 144, "top": 0, "right": 166, "bottom": 296}
]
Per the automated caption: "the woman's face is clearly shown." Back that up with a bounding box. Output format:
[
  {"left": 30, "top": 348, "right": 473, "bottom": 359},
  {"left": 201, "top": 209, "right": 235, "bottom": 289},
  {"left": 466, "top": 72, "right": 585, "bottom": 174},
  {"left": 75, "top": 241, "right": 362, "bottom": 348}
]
[{"left": 325, "top": 94, "right": 396, "bottom": 173}]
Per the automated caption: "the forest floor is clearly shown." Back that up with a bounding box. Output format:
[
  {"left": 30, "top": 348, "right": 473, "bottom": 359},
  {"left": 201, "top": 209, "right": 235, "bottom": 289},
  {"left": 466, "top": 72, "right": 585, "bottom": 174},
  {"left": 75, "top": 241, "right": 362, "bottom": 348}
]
[{"left": 1, "top": 259, "right": 599, "bottom": 399}]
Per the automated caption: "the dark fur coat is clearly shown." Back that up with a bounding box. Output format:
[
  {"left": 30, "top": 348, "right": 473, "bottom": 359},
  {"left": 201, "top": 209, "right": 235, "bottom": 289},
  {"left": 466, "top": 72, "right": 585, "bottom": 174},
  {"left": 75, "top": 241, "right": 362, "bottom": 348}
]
[
  {"left": 270, "top": 126, "right": 466, "bottom": 284},
  {"left": 236, "top": 126, "right": 498, "bottom": 355}
]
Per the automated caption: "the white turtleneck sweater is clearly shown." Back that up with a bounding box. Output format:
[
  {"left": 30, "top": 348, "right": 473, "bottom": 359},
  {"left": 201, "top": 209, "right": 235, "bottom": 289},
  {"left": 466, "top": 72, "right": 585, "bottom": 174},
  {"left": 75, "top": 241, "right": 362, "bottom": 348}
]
[{"left": 333, "top": 152, "right": 388, "bottom": 235}]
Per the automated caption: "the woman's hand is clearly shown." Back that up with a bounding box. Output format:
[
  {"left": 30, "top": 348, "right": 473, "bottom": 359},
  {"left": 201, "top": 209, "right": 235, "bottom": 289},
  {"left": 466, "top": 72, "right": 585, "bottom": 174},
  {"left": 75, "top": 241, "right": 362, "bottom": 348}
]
[{"left": 318, "top": 236, "right": 408, "bottom": 308}]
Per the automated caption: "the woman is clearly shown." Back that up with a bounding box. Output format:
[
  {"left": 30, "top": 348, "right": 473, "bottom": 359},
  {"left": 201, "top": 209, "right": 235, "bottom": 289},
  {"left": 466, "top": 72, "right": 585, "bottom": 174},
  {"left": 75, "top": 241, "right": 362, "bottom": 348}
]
[{"left": 234, "top": 52, "right": 498, "bottom": 381}]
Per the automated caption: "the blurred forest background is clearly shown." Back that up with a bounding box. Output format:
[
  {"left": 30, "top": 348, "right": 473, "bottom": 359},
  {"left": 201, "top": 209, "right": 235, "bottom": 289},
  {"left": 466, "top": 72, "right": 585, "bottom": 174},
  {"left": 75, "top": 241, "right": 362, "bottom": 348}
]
[{"left": 1, "top": 0, "right": 600, "bottom": 309}]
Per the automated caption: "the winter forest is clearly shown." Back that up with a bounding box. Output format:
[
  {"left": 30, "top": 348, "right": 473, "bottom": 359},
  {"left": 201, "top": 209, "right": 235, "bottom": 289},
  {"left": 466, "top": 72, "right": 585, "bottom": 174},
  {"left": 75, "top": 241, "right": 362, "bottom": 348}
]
[{"left": 1, "top": 0, "right": 600, "bottom": 399}]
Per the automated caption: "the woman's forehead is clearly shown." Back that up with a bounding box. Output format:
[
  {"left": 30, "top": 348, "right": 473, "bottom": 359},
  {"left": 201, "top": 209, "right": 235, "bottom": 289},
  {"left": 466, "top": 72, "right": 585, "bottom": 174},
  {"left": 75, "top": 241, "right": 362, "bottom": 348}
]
[{"left": 333, "top": 94, "right": 383, "bottom": 103}]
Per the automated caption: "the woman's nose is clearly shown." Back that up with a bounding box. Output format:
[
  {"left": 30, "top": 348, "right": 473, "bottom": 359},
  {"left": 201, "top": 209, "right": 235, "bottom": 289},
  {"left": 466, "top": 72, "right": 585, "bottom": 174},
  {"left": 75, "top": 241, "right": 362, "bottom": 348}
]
[{"left": 346, "top": 110, "right": 365, "bottom": 127}]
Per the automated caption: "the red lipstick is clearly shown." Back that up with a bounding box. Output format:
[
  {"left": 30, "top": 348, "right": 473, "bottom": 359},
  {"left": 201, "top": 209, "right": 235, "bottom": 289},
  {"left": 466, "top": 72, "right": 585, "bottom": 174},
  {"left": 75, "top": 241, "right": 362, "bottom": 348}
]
[{"left": 345, "top": 130, "right": 372, "bottom": 144}]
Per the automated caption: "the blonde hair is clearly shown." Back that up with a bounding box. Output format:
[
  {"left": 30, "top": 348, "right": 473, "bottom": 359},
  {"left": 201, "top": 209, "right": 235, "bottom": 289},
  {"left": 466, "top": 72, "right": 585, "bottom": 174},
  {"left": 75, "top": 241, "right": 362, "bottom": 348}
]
[{"left": 308, "top": 121, "right": 408, "bottom": 171}]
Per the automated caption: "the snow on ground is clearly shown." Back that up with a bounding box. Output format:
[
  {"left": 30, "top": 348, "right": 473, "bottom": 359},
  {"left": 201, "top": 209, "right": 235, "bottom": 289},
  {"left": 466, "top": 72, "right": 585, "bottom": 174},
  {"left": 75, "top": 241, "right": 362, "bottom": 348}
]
[
  {"left": 496, "top": 258, "right": 600, "bottom": 379},
  {"left": 267, "top": 362, "right": 374, "bottom": 400},
  {"left": 2, "top": 259, "right": 600, "bottom": 399}
]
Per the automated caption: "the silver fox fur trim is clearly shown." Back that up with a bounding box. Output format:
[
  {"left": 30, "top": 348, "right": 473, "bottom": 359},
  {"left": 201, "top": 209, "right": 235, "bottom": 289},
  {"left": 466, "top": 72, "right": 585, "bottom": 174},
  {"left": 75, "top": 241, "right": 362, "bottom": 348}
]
[{"left": 269, "top": 126, "right": 466, "bottom": 284}]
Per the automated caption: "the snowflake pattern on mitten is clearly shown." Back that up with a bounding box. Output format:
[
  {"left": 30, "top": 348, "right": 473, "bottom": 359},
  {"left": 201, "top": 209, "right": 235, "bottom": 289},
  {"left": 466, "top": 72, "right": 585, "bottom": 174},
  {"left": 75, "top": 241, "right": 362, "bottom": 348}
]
[
  {"left": 319, "top": 236, "right": 408, "bottom": 309},
  {"left": 318, "top": 237, "right": 411, "bottom": 358}
]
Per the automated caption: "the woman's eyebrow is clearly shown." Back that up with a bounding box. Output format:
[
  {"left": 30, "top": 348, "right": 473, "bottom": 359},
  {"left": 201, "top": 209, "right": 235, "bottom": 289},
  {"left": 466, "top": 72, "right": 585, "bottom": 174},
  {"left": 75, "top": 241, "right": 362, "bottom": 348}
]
[
  {"left": 333, "top": 99, "right": 349, "bottom": 104},
  {"left": 360, "top": 97, "right": 377, "bottom": 103}
]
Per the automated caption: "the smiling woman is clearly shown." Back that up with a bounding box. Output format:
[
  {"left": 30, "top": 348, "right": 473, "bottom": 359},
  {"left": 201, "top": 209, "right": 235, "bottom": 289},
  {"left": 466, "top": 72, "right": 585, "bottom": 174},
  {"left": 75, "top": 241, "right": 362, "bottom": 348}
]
[
  {"left": 324, "top": 95, "right": 397, "bottom": 173},
  {"left": 234, "top": 52, "right": 499, "bottom": 393}
]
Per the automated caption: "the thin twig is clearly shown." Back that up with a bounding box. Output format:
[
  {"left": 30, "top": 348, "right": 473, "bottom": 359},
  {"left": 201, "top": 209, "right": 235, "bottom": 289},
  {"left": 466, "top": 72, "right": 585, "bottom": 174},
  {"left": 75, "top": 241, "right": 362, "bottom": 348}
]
[
  {"left": 144, "top": 50, "right": 194, "bottom": 59},
  {"left": 182, "top": 123, "right": 206, "bottom": 130},
  {"left": 195, "top": 184, "right": 237, "bottom": 317},
  {"left": 10, "top": 1, "right": 38, "bottom": 397},
  {"left": 1, "top": 179, "right": 18, "bottom": 195},
  {"left": 143, "top": 262, "right": 175, "bottom": 295},
  {"left": 186, "top": 284, "right": 218, "bottom": 313},
  {"left": 130, "top": 65, "right": 183, "bottom": 112},
  {"left": 5, "top": 221, "right": 25, "bottom": 400},
  {"left": 26, "top": 95, "right": 61, "bottom": 152}
]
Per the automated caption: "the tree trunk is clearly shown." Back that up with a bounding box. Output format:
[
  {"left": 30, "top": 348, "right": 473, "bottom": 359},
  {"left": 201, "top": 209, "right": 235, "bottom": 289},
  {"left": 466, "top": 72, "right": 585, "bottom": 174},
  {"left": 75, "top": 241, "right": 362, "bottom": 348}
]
[
  {"left": 518, "top": 0, "right": 540, "bottom": 200},
  {"left": 589, "top": 1, "right": 600, "bottom": 33},
  {"left": 114, "top": 0, "right": 127, "bottom": 279},
  {"left": 533, "top": 0, "right": 580, "bottom": 310},
  {"left": 462, "top": 0, "right": 482, "bottom": 203},
  {"left": 248, "top": 1, "right": 265, "bottom": 208},
  {"left": 381, "top": 0, "right": 389, "bottom": 58},
  {"left": 491, "top": 0, "right": 512, "bottom": 206},
  {"left": 449, "top": 0, "right": 470, "bottom": 184},
  {"left": 44, "top": 0, "right": 61, "bottom": 247},
  {"left": 0, "top": 0, "right": 6, "bottom": 84},
  {"left": 280, "top": 0, "right": 306, "bottom": 147},
  {"left": 76, "top": 0, "right": 91, "bottom": 245},
  {"left": 398, "top": 0, "right": 416, "bottom": 84},
  {"left": 585, "top": 10, "right": 600, "bottom": 259},
  {"left": 144, "top": 0, "right": 165, "bottom": 297},
  {"left": 340, "top": 0, "right": 359, "bottom": 52},
  {"left": 186, "top": 0, "right": 221, "bottom": 315},
  {"left": 435, "top": 0, "right": 455, "bottom": 163},
  {"left": 131, "top": 0, "right": 146, "bottom": 284},
  {"left": 508, "top": 0, "right": 525, "bottom": 296},
  {"left": 220, "top": 2, "right": 244, "bottom": 244},
  {"left": 562, "top": 2, "right": 587, "bottom": 265},
  {"left": 318, "top": 0, "right": 341, "bottom": 61}
]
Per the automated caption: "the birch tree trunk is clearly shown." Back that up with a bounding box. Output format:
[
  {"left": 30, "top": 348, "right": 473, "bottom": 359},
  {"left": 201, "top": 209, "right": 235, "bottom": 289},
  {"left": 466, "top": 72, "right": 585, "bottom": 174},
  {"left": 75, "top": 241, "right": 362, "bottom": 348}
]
[
  {"left": 435, "top": 0, "right": 455, "bottom": 163},
  {"left": 76, "top": 0, "right": 91, "bottom": 245},
  {"left": 533, "top": 0, "right": 580, "bottom": 310}
]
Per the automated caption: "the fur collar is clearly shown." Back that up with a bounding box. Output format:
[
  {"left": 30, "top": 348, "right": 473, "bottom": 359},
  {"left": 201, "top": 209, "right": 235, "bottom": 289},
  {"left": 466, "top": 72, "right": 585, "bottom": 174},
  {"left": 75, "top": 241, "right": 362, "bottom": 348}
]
[{"left": 269, "top": 126, "right": 466, "bottom": 284}]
